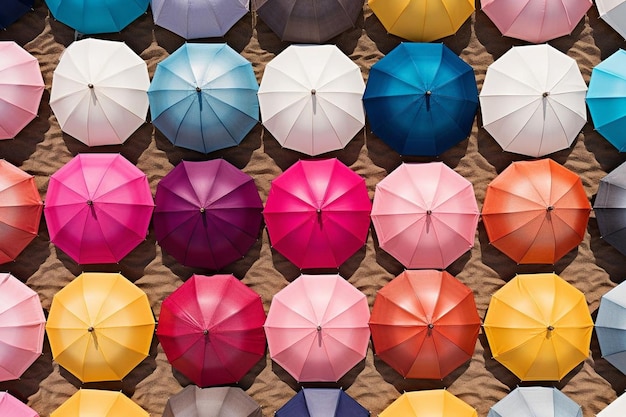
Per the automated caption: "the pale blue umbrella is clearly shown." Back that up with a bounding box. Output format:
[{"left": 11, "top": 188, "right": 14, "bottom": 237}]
[
  {"left": 488, "top": 387, "right": 582, "bottom": 417},
  {"left": 44, "top": 0, "right": 149, "bottom": 34},
  {"left": 596, "top": 281, "right": 626, "bottom": 375}
]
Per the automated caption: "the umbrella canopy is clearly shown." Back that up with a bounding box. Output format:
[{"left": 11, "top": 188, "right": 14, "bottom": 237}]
[
  {"left": 163, "top": 386, "right": 262, "bottom": 417},
  {"left": 151, "top": 0, "right": 248, "bottom": 39},
  {"left": 148, "top": 43, "right": 258, "bottom": 154},
  {"left": 483, "top": 273, "right": 593, "bottom": 381},
  {"left": 263, "top": 159, "right": 371, "bottom": 269},
  {"left": 264, "top": 274, "right": 370, "bottom": 382},
  {"left": 44, "top": 153, "right": 154, "bottom": 265},
  {"left": 252, "top": 0, "right": 362, "bottom": 43},
  {"left": 480, "top": 0, "right": 592, "bottom": 43},
  {"left": 0, "top": 0, "right": 33, "bottom": 30},
  {"left": 594, "top": 161, "right": 626, "bottom": 256},
  {"left": 0, "top": 273, "right": 45, "bottom": 382},
  {"left": 595, "top": 281, "right": 626, "bottom": 375},
  {"left": 379, "top": 390, "right": 477, "bottom": 417},
  {"left": 46, "top": 272, "right": 155, "bottom": 383},
  {"left": 154, "top": 159, "right": 263, "bottom": 270},
  {"left": 363, "top": 43, "right": 478, "bottom": 156},
  {"left": 371, "top": 162, "right": 479, "bottom": 269},
  {"left": 44, "top": 0, "right": 149, "bottom": 34},
  {"left": 0, "top": 392, "right": 38, "bottom": 417},
  {"left": 598, "top": 392, "right": 626, "bottom": 417},
  {"left": 50, "top": 389, "right": 149, "bottom": 417},
  {"left": 482, "top": 159, "right": 590, "bottom": 264},
  {"left": 156, "top": 274, "right": 266, "bottom": 387},
  {"left": 488, "top": 387, "right": 582, "bottom": 417},
  {"left": 257, "top": 44, "right": 365, "bottom": 156},
  {"left": 596, "top": 0, "right": 626, "bottom": 40},
  {"left": 479, "top": 44, "right": 587, "bottom": 157},
  {"left": 0, "top": 159, "right": 43, "bottom": 264},
  {"left": 0, "top": 41, "right": 44, "bottom": 140},
  {"left": 276, "top": 388, "right": 369, "bottom": 417},
  {"left": 49, "top": 38, "right": 150, "bottom": 147},
  {"left": 369, "top": 270, "right": 481, "bottom": 379}
]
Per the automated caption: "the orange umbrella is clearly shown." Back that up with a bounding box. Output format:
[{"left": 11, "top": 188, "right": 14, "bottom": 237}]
[{"left": 481, "top": 159, "right": 590, "bottom": 264}]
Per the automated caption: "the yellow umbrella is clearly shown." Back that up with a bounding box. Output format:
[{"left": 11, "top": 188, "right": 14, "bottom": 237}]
[
  {"left": 46, "top": 272, "right": 155, "bottom": 383},
  {"left": 51, "top": 389, "right": 149, "bottom": 417},
  {"left": 483, "top": 273, "right": 593, "bottom": 381},
  {"left": 368, "top": 0, "right": 475, "bottom": 42},
  {"left": 380, "top": 390, "right": 477, "bottom": 417}
]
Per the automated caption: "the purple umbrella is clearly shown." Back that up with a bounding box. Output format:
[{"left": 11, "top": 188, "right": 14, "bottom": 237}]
[{"left": 154, "top": 159, "right": 263, "bottom": 270}]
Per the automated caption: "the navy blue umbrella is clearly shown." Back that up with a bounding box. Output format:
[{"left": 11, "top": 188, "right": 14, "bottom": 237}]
[
  {"left": 0, "top": 0, "right": 33, "bottom": 29},
  {"left": 276, "top": 388, "right": 369, "bottom": 417}
]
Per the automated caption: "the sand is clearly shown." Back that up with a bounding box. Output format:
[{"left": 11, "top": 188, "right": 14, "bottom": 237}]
[{"left": 1, "top": 1, "right": 625, "bottom": 416}]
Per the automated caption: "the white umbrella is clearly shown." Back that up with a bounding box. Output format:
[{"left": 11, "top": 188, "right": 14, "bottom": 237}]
[
  {"left": 598, "top": 392, "right": 626, "bottom": 417},
  {"left": 488, "top": 387, "right": 582, "bottom": 417},
  {"left": 479, "top": 44, "right": 587, "bottom": 157},
  {"left": 597, "top": 0, "right": 626, "bottom": 40},
  {"left": 257, "top": 44, "right": 365, "bottom": 156},
  {"left": 50, "top": 38, "right": 150, "bottom": 146}
]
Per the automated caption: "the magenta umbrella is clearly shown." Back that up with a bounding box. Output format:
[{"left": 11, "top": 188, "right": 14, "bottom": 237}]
[
  {"left": 44, "top": 153, "right": 154, "bottom": 264},
  {"left": 154, "top": 160, "right": 263, "bottom": 270},
  {"left": 0, "top": 392, "right": 38, "bottom": 417}
]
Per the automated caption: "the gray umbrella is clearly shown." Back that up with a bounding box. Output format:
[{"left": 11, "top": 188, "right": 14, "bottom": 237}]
[
  {"left": 488, "top": 387, "right": 582, "bottom": 417},
  {"left": 594, "top": 161, "right": 626, "bottom": 255},
  {"left": 163, "top": 386, "right": 262, "bottom": 417},
  {"left": 596, "top": 281, "right": 626, "bottom": 375}
]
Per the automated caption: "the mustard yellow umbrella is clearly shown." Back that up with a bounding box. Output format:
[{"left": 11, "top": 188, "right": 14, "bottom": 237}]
[
  {"left": 46, "top": 273, "right": 155, "bottom": 383},
  {"left": 483, "top": 273, "right": 593, "bottom": 381},
  {"left": 380, "top": 390, "right": 477, "bottom": 417},
  {"left": 51, "top": 389, "right": 149, "bottom": 417},
  {"left": 368, "top": 0, "right": 475, "bottom": 42}
]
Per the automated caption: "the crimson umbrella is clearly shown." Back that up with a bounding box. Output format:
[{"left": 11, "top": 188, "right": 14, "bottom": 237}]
[
  {"left": 154, "top": 160, "right": 263, "bottom": 270},
  {"left": 156, "top": 274, "right": 267, "bottom": 386}
]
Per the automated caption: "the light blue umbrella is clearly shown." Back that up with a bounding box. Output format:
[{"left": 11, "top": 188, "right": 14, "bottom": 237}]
[
  {"left": 596, "top": 281, "right": 626, "bottom": 375},
  {"left": 45, "top": 0, "right": 149, "bottom": 34},
  {"left": 488, "top": 387, "right": 582, "bottom": 417},
  {"left": 148, "top": 43, "right": 259, "bottom": 154}
]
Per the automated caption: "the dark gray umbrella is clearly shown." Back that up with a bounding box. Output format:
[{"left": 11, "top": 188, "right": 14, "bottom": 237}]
[
  {"left": 163, "top": 386, "right": 262, "bottom": 417},
  {"left": 594, "top": 162, "right": 626, "bottom": 255}
]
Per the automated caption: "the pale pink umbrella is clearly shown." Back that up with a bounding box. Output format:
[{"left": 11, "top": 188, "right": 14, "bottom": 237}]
[
  {"left": 371, "top": 162, "right": 479, "bottom": 269},
  {"left": 264, "top": 274, "right": 370, "bottom": 382},
  {"left": 0, "top": 392, "right": 39, "bottom": 417}
]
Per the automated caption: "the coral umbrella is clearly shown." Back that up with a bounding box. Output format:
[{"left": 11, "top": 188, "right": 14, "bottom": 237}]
[
  {"left": 0, "top": 159, "right": 43, "bottom": 264},
  {"left": 371, "top": 162, "right": 479, "bottom": 269},
  {"left": 596, "top": 0, "right": 626, "bottom": 40},
  {"left": 595, "top": 281, "right": 626, "bottom": 375},
  {"left": 379, "top": 390, "right": 477, "bottom": 417},
  {"left": 0, "top": 41, "right": 44, "bottom": 139},
  {"left": 163, "top": 386, "right": 262, "bottom": 417},
  {"left": 156, "top": 274, "right": 267, "bottom": 387},
  {"left": 0, "top": 273, "right": 45, "bottom": 382},
  {"left": 46, "top": 272, "right": 155, "bottom": 383},
  {"left": 263, "top": 159, "right": 371, "bottom": 269},
  {"left": 481, "top": 159, "right": 590, "bottom": 264},
  {"left": 44, "top": 0, "right": 149, "bottom": 34},
  {"left": 44, "top": 153, "right": 154, "bottom": 265},
  {"left": 369, "top": 270, "right": 481, "bottom": 379},
  {"left": 594, "top": 161, "right": 626, "bottom": 256},
  {"left": 0, "top": 0, "right": 33, "bottom": 30},
  {"left": 483, "top": 273, "right": 593, "bottom": 381},
  {"left": 264, "top": 274, "right": 370, "bottom": 382},
  {"left": 598, "top": 392, "right": 626, "bottom": 417},
  {"left": 0, "top": 392, "right": 38, "bottom": 417},
  {"left": 276, "top": 388, "right": 369, "bottom": 417},
  {"left": 488, "top": 387, "right": 582, "bottom": 417},
  {"left": 50, "top": 389, "right": 149, "bottom": 417},
  {"left": 153, "top": 160, "right": 263, "bottom": 270}
]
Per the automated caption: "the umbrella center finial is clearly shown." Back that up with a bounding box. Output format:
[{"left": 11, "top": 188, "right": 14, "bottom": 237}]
[
  {"left": 543, "top": 91, "right": 549, "bottom": 98},
  {"left": 196, "top": 86, "right": 201, "bottom": 93},
  {"left": 547, "top": 325, "right": 555, "bottom": 331},
  {"left": 311, "top": 89, "right": 316, "bottom": 95},
  {"left": 203, "top": 329, "right": 209, "bottom": 336},
  {"left": 86, "top": 200, "right": 93, "bottom": 206},
  {"left": 426, "top": 209, "right": 432, "bottom": 215},
  {"left": 426, "top": 90, "right": 432, "bottom": 96},
  {"left": 87, "top": 83, "right": 94, "bottom": 89},
  {"left": 547, "top": 205, "right": 554, "bottom": 211},
  {"left": 200, "top": 207, "right": 205, "bottom": 214},
  {"left": 316, "top": 325, "right": 322, "bottom": 332},
  {"left": 427, "top": 323, "right": 434, "bottom": 329},
  {"left": 87, "top": 326, "right": 94, "bottom": 332}
]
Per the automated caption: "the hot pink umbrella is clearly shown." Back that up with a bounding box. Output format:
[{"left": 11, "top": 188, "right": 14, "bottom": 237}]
[
  {"left": 0, "top": 273, "right": 45, "bottom": 382},
  {"left": 0, "top": 392, "right": 38, "bottom": 417},
  {"left": 371, "top": 162, "right": 479, "bottom": 269},
  {"left": 263, "top": 159, "right": 372, "bottom": 269},
  {"left": 44, "top": 153, "right": 154, "bottom": 264},
  {"left": 264, "top": 274, "right": 370, "bottom": 382}
]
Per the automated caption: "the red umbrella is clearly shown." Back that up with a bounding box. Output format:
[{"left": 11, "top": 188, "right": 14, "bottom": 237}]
[{"left": 156, "top": 274, "right": 267, "bottom": 386}]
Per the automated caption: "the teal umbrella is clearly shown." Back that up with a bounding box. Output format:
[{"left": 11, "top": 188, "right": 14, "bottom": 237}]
[{"left": 45, "top": 0, "right": 149, "bottom": 34}]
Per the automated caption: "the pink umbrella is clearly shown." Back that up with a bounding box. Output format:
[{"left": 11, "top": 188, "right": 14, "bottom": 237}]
[
  {"left": 0, "top": 273, "right": 46, "bottom": 382},
  {"left": 371, "top": 162, "right": 479, "bottom": 269},
  {"left": 264, "top": 274, "right": 370, "bottom": 382},
  {"left": 0, "top": 392, "right": 38, "bottom": 417},
  {"left": 263, "top": 159, "right": 372, "bottom": 269},
  {"left": 44, "top": 153, "right": 154, "bottom": 264}
]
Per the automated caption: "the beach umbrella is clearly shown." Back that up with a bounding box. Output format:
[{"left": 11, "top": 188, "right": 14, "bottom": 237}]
[
  {"left": 597, "top": 0, "right": 626, "bottom": 40},
  {"left": 480, "top": 0, "right": 592, "bottom": 43},
  {"left": 44, "top": 0, "right": 149, "bottom": 34},
  {"left": 148, "top": 43, "right": 258, "bottom": 154},
  {"left": 0, "top": 0, "right": 33, "bottom": 30},
  {"left": 369, "top": 270, "right": 481, "bottom": 379},
  {"left": 482, "top": 159, "right": 590, "bottom": 264},
  {"left": 479, "top": 44, "right": 587, "bottom": 157},
  {"left": 586, "top": 49, "right": 626, "bottom": 152},
  {"left": 371, "top": 162, "right": 479, "bottom": 269},
  {"left": 264, "top": 274, "right": 370, "bottom": 382},
  {"left": 156, "top": 274, "right": 266, "bottom": 387},
  {"left": 257, "top": 44, "right": 365, "bottom": 156},
  {"left": 598, "top": 392, "right": 626, "bottom": 417},
  {"left": 594, "top": 161, "right": 626, "bottom": 255},
  {"left": 488, "top": 387, "right": 582, "bottom": 417},
  {"left": 380, "top": 390, "right": 477, "bottom": 417},
  {"left": 483, "top": 273, "right": 593, "bottom": 381},
  {"left": 0, "top": 392, "right": 38, "bottom": 417},
  {"left": 153, "top": 159, "right": 263, "bottom": 270},
  {"left": 363, "top": 43, "right": 478, "bottom": 156},
  {"left": 595, "top": 281, "right": 626, "bottom": 375},
  {"left": 44, "top": 153, "right": 154, "bottom": 265},
  {"left": 50, "top": 389, "right": 149, "bottom": 417},
  {"left": 263, "top": 159, "right": 371, "bottom": 269},
  {"left": 151, "top": 0, "right": 248, "bottom": 39},
  {"left": 252, "top": 0, "right": 362, "bottom": 43},
  {"left": 49, "top": 38, "right": 150, "bottom": 147},
  {"left": 276, "top": 388, "right": 369, "bottom": 417},
  {"left": 163, "top": 386, "right": 262, "bottom": 417},
  {"left": 0, "top": 159, "right": 43, "bottom": 264},
  {"left": 0, "top": 273, "right": 45, "bottom": 382},
  {"left": 0, "top": 41, "right": 44, "bottom": 140},
  {"left": 46, "top": 272, "right": 155, "bottom": 383}
]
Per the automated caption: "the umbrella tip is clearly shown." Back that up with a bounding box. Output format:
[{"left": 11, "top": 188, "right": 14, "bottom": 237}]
[
  {"left": 86, "top": 200, "right": 93, "bottom": 206},
  {"left": 88, "top": 83, "right": 94, "bottom": 89},
  {"left": 311, "top": 89, "right": 316, "bottom": 95},
  {"left": 203, "top": 329, "right": 209, "bottom": 335},
  {"left": 542, "top": 91, "right": 549, "bottom": 97},
  {"left": 426, "top": 90, "right": 432, "bottom": 96},
  {"left": 316, "top": 325, "right": 322, "bottom": 331},
  {"left": 547, "top": 205, "right": 554, "bottom": 211},
  {"left": 428, "top": 323, "right": 434, "bottom": 329},
  {"left": 196, "top": 86, "right": 201, "bottom": 92},
  {"left": 87, "top": 326, "right": 94, "bottom": 332},
  {"left": 426, "top": 209, "right": 432, "bottom": 215},
  {"left": 547, "top": 325, "right": 554, "bottom": 331}
]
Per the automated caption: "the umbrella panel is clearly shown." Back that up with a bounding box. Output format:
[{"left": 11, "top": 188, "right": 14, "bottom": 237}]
[
  {"left": 163, "top": 386, "right": 262, "bottom": 417},
  {"left": 0, "top": 0, "right": 33, "bottom": 30},
  {"left": 276, "top": 388, "right": 369, "bottom": 417}
]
